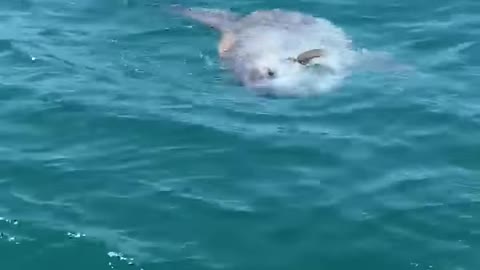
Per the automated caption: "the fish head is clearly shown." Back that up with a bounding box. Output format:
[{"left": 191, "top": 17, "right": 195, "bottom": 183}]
[
  {"left": 232, "top": 49, "right": 331, "bottom": 92},
  {"left": 243, "top": 66, "right": 278, "bottom": 88}
]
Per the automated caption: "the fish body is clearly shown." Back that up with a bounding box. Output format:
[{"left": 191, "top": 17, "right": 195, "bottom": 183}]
[{"left": 172, "top": 6, "right": 356, "bottom": 96}]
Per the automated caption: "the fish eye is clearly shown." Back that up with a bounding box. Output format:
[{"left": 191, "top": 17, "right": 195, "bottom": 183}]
[{"left": 267, "top": 69, "right": 276, "bottom": 78}]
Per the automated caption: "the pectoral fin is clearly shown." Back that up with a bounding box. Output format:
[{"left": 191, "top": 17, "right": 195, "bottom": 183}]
[{"left": 296, "top": 49, "right": 326, "bottom": 65}]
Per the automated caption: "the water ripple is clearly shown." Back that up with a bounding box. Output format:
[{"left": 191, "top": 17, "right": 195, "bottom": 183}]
[{"left": 0, "top": 1, "right": 479, "bottom": 269}]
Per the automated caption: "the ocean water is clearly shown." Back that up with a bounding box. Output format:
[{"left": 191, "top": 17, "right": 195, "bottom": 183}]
[{"left": 1, "top": 0, "right": 479, "bottom": 269}]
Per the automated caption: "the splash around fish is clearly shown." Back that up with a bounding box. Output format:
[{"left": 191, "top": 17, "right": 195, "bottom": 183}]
[{"left": 170, "top": 5, "right": 393, "bottom": 97}]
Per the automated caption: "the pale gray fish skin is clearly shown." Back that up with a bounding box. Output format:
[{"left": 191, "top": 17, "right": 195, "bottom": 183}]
[
  {"left": 171, "top": 6, "right": 351, "bottom": 93},
  {"left": 223, "top": 10, "right": 322, "bottom": 88}
]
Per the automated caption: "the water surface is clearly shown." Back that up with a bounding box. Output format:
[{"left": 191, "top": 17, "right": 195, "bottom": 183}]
[{"left": 1, "top": 0, "right": 479, "bottom": 269}]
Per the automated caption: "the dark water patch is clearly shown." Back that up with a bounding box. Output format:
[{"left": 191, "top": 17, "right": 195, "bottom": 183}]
[
  {"left": 0, "top": 84, "right": 35, "bottom": 102},
  {"left": 0, "top": 39, "right": 13, "bottom": 52},
  {"left": 0, "top": 0, "right": 33, "bottom": 11}
]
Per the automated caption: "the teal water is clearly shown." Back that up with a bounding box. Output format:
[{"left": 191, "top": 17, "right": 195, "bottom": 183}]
[{"left": 1, "top": 0, "right": 479, "bottom": 269}]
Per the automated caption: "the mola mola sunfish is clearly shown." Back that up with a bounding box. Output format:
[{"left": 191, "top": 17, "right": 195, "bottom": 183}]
[{"left": 171, "top": 5, "right": 357, "bottom": 96}]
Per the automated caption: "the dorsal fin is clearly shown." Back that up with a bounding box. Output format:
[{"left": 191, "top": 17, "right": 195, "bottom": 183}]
[{"left": 170, "top": 5, "right": 239, "bottom": 32}]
